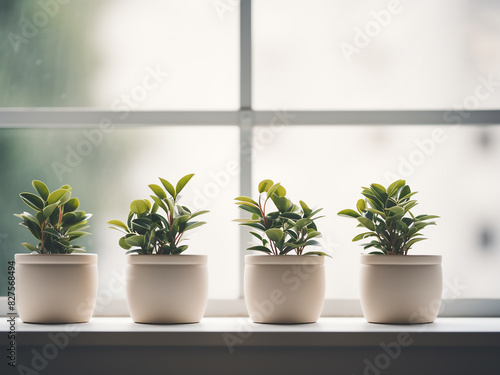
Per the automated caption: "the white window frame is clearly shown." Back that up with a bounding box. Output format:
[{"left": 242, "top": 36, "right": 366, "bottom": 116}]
[{"left": 1, "top": 0, "right": 500, "bottom": 317}]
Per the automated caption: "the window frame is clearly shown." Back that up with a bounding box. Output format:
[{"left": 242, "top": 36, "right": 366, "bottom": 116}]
[{"left": 1, "top": 0, "right": 500, "bottom": 317}]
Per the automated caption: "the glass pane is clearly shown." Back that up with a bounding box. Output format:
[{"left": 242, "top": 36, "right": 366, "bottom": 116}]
[
  {"left": 254, "top": 0, "right": 500, "bottom": 110},
  {"left": 0, "top": 126, "right": 240, "bottom": 300},
  {"left": 0, "top": 0, "right": 239, "bottom": 109},
  {"left": 253, "top": 124, "right": 500, "bottom": 299}
]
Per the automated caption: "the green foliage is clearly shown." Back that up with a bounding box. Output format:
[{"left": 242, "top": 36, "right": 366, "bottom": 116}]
[
  {"left": 15, "top": 180, "right": 92, "bottom": 254},
  {"left": 337, "top": 180, "right": 439, "bottom": 255},
  {"left": 108, "top": 174, "right": 208, "bottom": 255},
  {"left": 235, "top": 180, "right": 328, "bottom": 256}
]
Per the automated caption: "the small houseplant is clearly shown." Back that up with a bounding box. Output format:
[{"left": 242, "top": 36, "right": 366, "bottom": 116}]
[
  {"left": 338, "top": 179, "right": 442, "bottom": 324},
  {"left": 14, "top": 180, "right": 97, "bottom": 323},
  {"left": 108, "top": 173, "right": 209, "bottom": 324},
  {"left": 235, "top": 179, "right": 328, "bottom": 324}
]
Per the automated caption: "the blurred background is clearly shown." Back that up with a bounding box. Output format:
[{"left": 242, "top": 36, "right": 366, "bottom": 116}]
[{"left": 1, "top": 0, "right": 499, "bottom": 304}]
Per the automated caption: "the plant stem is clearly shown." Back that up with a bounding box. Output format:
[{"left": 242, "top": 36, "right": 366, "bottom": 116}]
[
  {"left": 259, "top": 194, "right": 268, "bottom": 228},
  {"left": 40, "top": 220, "right": 45, "bottom": 254}
]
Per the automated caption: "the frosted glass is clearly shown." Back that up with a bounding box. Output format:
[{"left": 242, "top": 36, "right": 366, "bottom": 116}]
[
  {"left": 0, "top": 126, "right": 240, "bottom": 299},
  {"left": 253, "top": 124, "right": 500, "bottom": 299},
  {"left": 0, "top": 0, "right": 239, "bottom": 109},
  {"left": 254, "top": 0, "right": 500, "bottom": 110}
]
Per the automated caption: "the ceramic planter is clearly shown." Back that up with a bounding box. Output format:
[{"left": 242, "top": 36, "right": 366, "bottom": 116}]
[
  {"left": 359, "top": 255, "right": 442, "bottom": 324},
  {"left": 244, "top": 255, "right": 325, "bottom": 324},
  {"left": 126, "top": 254, "right": 208, "bottom": 323},
  {"left": 15, "top": 253, "right": 98, "bottom": 323}
]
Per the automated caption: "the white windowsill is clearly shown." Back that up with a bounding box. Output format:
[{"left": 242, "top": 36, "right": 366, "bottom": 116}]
[{"left": 3, "top": 317, "right": 500, "bottom": 347}]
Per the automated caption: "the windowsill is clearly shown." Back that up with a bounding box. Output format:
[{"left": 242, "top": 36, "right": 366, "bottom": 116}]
[
  {"left": 5, "top": 317, "right": 500, "bottom": 347},
  {"left": 4, "top": 317, "right": 500, "bottom": 375}
]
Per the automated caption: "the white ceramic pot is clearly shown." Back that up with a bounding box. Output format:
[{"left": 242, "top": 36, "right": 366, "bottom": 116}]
[
  {"left": 15, "top": 253, "right": 98, "bottom": 323},
  {"left": 360, "top": 255, "right": 442, "bottom": 324},
  {"left": 244, "top": 255, "right": 325, "bottom": 324},
  {"left": 126, "top": 254, "right": 208, "bottom": 323}
]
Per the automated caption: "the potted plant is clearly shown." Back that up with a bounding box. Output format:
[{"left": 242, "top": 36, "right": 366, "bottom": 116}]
[
  {"left": 14, "top": 180, "right": 97, "bottom": 323},
  {"left": 235, "top": 179, "right": 329, "bottom": 324},
  {"left": 338, "top": 179, "right": 441, "bottom": 324},
  {"left": 108, "top": 173, "right": 209, "bottom": 324}
]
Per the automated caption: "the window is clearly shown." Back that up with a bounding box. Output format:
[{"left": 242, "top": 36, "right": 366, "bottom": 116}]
[{"left": 1, "top": 0, "right": 499, "bottom": 316}]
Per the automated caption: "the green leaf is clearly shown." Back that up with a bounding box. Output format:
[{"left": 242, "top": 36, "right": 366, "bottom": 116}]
[
  {"left": 276, "top": 185, "right": 286, "bottom": 197},
  {"left": 265, "top": 228, "right": 284, "bottom": 242},
  {"left": 47, "top": 189, "right": 71, "bottom": 205},
  {"left": 295, "top": 218, "right": 312, "bottom": 230},
  {"left": 366, "top": 208, "right": 385, "bottom": 216},
  {"left": 190, "top": 210, "right": 209, "bottom": 219},
  {"left": 119, "top": 236, "right": 132, "bottom": 250},
  {"left": 32, "top": 180, "right": 49, "bottom": 201},
  {"left": 249, "top": 231, "right": 263, "bottom": 241},
  {"left": 239, "top": 222, "right": 266, "bottom": 231},
  {"left": 149, "top": 195, "right": 169, "bottom": 215},
  {"left": 266, "top": 183, "right": 281, "bottom": 199},
  {"left": 125, "top": 235, "right": 145, "bottom": 247},
  {"left": 239, "top": 204, "right": 262, "bottom": 216},
  {"left": 271, "top": 195, "right": 290, "bottom": 213},
  {"left": 149, "top": 184, "right": 167, "bottom": 199},
  {"left": 371, "top": 183, "right": 386, "bottom": 193},
  {"left": 43, "top": 227, "right": 62, "bottom": 238},
  {"left": 64, "top": 198, "right": 79, "bottom": 213},
  {"left": 370, "top": 184, "right": 388, "bottom": 204},
  {"left": 185, "top": 221, "right": 207, "bottom": 231},
  {"left": 68, "top": 221, "right": 90, "bottom": 232},
  {"left": 69, "top": 248, "right": 86, "bottom": 253},
  {"left": 283, "top": 242, "right": 304, "bottom": 249},
  {"left": 258, "top": 179, "right": 273, "bottom": 193},
  {"left": 299, "top": 200, "right": 312, "bottom": 217},
  {"left": 165, "top": 197, "right": 175, "bottom": 214},
  {"left": 61, "top": 212, "right": 76, "bottom": 226},
  {"left": 173, "top": 245, "right": 188, "bottom": 254},
  {"left": 305, "top": 239, "right": 321, "bottom": 247},
  {"left": 233, "top": 218, "right": 261, "bottom": 223},
  {"left": 356, "top": 199, "right": 366, "bottom": 214},
  {"left": 399, "top": 185, "right": 411, "bottom": 200},
  {"left": 26, "top": 220, "right": 42, "bottom": 240},
  {"left": 130, "top": 199, "right": 149, "bottom": 215},
  {"left": 385, "top": 198, "right": 397, "bottom": 209},
  {"left": 175, "top": 173, "right": 194, "bottom": 196},
  {"left": 16, "top": 212, "right": 40, "bottom": 226},
  {"left": 406, "top": 237, "right": 427, "bottom": 249},
  {"left": 20, "top": 192, "right": 44, "bottom": 211},
  {"left": 397, "top": 221, "right": 409, "bottom": 233},
  {"left": 307, "top": 230, "right": 322, "bottom": 239},
  {"left": 387, "top": 179, "right": 405, "bottom": 197},
  {"left": 159, "top": 177, "right": 176, "bottom": 198},
  {"left": 337, "top": 209, "right": 360, "bottom": 218},
  {"left": 415, "top": 214, "right": 440, "bottom": 221},
  {"left": 131, "top": 218, "right": 152, "bottom": 234},
  {"left": 309, "top": 208, "right": 323, "bottom": 218},
  {"left": 108, "top": 220, "right": 129, "bottom": 232},
  {"left": 303, "top": 251, "right": 331, "bottom": 258},
  {"left": 357, "top": 217, "right": 376, "bottom": 231},
  {"left": 68, "top": 231, "right": 91, "bottom": 240},
  {"left": 399, "top": 191, "right": 418, "bottom": 201},
  {"left": 280, "top": 212, "right": 302, "bottom": 220},
  {"left": 352, "top": 232, "right": 376, "bottom": 242},
  {"left": 42, "top": 203, "right": 58, "bottom": 219},
  {"left": 21, "top": 242, "right": 39, "bottom": 253},
  {"left": 234, "top": 196, "right": 259, "bottom": 206},
  {"left": 247, "top": 245, "right": 271, "bottom": 254},
  {"left": 387, "top": 206, "right": 404, "bottom": 216}
]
